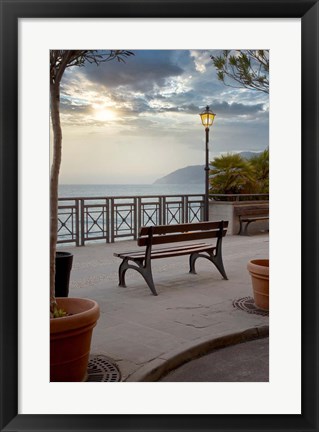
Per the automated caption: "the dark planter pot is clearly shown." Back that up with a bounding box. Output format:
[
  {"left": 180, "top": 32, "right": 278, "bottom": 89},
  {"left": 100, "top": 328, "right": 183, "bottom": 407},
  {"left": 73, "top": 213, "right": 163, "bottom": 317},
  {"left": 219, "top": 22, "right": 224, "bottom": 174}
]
[{"left": 55, "top": 252, "right": 73, "bottom": 297}]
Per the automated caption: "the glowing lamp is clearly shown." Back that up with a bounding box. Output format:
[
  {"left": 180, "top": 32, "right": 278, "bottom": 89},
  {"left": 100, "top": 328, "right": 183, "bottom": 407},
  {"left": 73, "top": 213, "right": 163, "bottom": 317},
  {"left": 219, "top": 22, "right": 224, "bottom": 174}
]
[{"left": 200, "top": 105, "right": 216, "bottom": 128}]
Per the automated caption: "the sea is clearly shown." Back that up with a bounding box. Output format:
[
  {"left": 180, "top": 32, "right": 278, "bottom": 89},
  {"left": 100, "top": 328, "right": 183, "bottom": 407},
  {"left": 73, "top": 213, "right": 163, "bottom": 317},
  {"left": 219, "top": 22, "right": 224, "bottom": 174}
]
[{"left": 59, "top": 183, "right": 204, "bottom": 198}]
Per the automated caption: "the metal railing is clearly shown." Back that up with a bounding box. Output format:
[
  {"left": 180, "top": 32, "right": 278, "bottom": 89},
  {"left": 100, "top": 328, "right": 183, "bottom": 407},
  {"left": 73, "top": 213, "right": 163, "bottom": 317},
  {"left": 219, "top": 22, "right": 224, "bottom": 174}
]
[{"left": 57, "top": 194, "right": 205, "bottom": 246}]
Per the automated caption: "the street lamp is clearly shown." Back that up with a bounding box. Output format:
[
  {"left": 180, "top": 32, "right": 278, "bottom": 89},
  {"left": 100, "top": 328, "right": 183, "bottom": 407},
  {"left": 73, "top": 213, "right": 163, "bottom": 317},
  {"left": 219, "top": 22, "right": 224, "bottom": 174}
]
[{"left": 199, "top": 105, "right": 216, "bottom": 221}]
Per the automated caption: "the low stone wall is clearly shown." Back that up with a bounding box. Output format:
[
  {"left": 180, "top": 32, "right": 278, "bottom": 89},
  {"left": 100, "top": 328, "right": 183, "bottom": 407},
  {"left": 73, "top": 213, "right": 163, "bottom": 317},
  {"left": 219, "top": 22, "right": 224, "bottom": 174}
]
[{"left": 209, "top": 200, "right": 269, "bottom": 235}]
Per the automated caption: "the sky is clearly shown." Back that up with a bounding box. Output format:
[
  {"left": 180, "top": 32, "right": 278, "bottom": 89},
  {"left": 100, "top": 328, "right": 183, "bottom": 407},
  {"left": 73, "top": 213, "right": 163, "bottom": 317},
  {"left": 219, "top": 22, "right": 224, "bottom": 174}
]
[{"left": 57, "top": 50, "right": 269, "bottom": 184}]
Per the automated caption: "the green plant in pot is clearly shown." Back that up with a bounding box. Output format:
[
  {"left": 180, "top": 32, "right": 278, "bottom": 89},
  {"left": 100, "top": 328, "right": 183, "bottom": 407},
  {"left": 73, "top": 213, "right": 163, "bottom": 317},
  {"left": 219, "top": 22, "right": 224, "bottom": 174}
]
[{"left": 50, "top": 50, "right": 134, "bottom": 381}]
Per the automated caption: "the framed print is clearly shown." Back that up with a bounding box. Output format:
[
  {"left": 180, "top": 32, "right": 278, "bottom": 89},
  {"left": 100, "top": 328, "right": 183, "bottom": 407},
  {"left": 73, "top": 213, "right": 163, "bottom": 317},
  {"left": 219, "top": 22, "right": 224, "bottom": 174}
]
[{"left": 0, "top": 0, "right": 318, "bottom": 431}]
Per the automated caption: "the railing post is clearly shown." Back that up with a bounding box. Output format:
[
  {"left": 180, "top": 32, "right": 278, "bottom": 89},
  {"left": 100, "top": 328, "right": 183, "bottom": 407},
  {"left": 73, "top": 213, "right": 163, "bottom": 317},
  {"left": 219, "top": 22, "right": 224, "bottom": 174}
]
[
  {"left": 137, "top": 196, "right": 142, "bottom": 231},
  {"left": 75, "top": 199, "right": 80, "bottom": 246},
  {"left": 134, "top": 197, "right": 138, "bottom": 240},
  {"left": 185, "top": 196, "right": 189, "bottom": 223},
  {"left": 80, "top": 199, "right": 85, "bottom": 246},
  {"left": 201, "top": 195, "right": 205, "bottom": 221},
  {"left": 162, "top": 196, "right": 166, "bottom": 225},
  {"left": 159, "top": 196, "right": 163, "bottom": 225},
  {"left": 110, "top": 198, "right": 115, "bottom": 243},
  {"left": 181, "top": 196, "right": 186, "bottom": 223},
  {"left": 105, "top": 198, "right": 110, "bottom": 243}
]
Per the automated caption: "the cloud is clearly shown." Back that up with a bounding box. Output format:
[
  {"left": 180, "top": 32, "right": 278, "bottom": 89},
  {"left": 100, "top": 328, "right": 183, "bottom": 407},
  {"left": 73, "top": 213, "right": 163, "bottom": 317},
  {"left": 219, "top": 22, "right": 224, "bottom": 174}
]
[
  {"left": 139, "top": 100, "right": 266, "bottom": 118},
  {"left": 73, "top": 50, "right": 185, "bottom": 93},
  {"left": 211, "top": 101, "right": 266, "bottom": 117},
  {"left": 190, "top": 50, "right": 212, "bottom": 73}
]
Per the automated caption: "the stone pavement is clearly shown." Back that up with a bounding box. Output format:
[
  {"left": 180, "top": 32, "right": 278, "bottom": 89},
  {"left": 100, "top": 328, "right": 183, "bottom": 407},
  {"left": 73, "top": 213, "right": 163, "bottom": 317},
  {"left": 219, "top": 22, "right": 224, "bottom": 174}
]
[
  {"left": 160, "top": 337, "right": 269, "bottom": 382},
  {"left": 60, "top": 232, "right": 269, "bottom": 381}
]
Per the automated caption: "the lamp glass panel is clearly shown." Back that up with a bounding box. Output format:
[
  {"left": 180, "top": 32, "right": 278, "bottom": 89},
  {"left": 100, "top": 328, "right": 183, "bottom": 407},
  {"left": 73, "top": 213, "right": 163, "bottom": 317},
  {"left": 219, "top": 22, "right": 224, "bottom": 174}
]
[{"left": 200, "top": 112, "right": 215, "bottom": 127}]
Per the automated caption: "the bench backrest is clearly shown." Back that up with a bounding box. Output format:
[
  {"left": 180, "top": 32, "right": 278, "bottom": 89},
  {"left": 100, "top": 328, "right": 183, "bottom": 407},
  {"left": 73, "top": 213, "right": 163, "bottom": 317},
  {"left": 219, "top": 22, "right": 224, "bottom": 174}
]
[
  {"left": 234, "top": 206, "right": 269, "bottom": 217},
  {"left": 138, "top": 221, "right": 228, "bottom": 247}
]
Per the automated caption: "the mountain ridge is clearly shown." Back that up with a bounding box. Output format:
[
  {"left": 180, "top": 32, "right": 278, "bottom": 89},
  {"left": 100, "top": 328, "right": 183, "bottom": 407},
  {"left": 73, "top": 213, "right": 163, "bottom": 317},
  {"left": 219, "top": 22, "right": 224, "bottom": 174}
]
[{"left": 153, "top": 151, "right": 262, "bottom": 185}]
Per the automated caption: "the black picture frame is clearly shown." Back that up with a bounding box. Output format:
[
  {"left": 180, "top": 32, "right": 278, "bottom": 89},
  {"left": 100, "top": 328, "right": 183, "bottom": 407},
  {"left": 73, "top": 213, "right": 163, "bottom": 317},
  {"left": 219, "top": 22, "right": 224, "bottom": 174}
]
[{"left": 0, "top": 1, "right": 318, "bottom": 431}]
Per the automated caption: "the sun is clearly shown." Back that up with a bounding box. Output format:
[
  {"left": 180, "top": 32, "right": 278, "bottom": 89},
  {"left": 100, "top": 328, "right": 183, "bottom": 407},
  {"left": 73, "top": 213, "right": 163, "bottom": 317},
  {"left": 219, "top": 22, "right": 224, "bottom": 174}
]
[{"left": 93, "top": 106, "right": 116, "bottom": 122}]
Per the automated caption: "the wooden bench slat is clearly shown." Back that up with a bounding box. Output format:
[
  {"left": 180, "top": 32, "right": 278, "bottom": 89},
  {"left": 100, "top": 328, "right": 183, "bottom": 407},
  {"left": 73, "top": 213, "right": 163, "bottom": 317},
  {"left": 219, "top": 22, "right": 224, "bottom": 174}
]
[
  {"left": 148, "top": 244, "right": 216, "bottom": 260},
  {"left": 115, "top": 243, "right": 215, "bottom": 260},
  {"left": 236, "top": 210, "right": 268, "bottom": 217},
  {"left": 139, "top": 221, "right": 228, "bottom": 236},
  {"left": 114, "top": 242, "right": 207, "bottom": 258},
  {"left": 234, "top": 205, "right": 268, "bottom": 210},
  {"left": 138, "top": 228, "right": 227, "bottom": 247},
  {"left": 234, "top": 207, "right": 268, "bottom": 217}
]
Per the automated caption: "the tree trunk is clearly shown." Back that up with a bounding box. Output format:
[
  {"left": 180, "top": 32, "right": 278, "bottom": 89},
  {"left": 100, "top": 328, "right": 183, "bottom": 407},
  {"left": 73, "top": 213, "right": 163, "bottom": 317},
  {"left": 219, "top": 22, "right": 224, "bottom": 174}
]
[{"left": 50, "top": 82, "right": 62, "bottom": 312}]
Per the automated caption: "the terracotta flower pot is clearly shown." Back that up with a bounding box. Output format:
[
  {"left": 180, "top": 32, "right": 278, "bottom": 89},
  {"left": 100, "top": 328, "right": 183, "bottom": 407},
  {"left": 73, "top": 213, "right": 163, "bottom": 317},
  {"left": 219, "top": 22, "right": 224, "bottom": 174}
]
[
  {"left": 50, "top": 297, "right": 100, "bottom": 382},
  {"left": 247, "top": 259, "right": 269, "bottom": 311}
]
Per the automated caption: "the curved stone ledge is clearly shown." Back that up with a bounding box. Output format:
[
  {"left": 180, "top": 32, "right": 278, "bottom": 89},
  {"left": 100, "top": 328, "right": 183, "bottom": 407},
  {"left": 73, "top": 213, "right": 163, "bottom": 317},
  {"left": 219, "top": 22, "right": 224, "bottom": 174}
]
[{"left": 125, "top": 325, "right": 269, "bottom": 382}]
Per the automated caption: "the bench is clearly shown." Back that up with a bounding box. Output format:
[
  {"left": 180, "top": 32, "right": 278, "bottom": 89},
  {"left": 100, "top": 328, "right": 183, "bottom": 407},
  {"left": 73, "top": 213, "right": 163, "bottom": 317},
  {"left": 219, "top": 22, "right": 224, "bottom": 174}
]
[
  {"left": 114, "top": 221, "right": 229, "bottom": 296},
  {"left": 234, "top": 205, "right": 269, "bottom": 235}
]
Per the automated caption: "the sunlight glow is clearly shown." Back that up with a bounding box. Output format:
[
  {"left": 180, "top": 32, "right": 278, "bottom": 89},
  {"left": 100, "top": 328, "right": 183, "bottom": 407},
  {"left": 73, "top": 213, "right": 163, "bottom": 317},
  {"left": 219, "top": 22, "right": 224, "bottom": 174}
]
[{"left": 94, "top": 107, "right": 116, "bottom": 122}]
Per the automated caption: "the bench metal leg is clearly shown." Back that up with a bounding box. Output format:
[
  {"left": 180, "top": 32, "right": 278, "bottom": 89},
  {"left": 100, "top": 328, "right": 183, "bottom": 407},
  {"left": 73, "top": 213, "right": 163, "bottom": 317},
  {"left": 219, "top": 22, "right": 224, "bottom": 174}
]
[
  {"left": 243, "top": 222, "right": 249, "bottom": 235},
  {"left": 118, "top": 258, "right": 158, "bottom": 296},
  {"left": 189, "top": 254, "right": 198, "bottom": 274},
  {"left": 238, "top": 220, "right": 244, "bottom": 235},
  {"left": 118, "top": 258, "right": 129, "bottom": 287},
  {"left": 140, "top": 265, "right": 157, "bottom": 296},
  {"left": 242, "top": 221, "right": 253, "bottom": 235},
  {"left": 212, "top": 252, "right": 228, "bottom": 280},
  {"left": 238, "top": 220, "right": 251, "bottom": 235},
  {"left": 189, "top": 251, "right": 228, "bottom": 280}
]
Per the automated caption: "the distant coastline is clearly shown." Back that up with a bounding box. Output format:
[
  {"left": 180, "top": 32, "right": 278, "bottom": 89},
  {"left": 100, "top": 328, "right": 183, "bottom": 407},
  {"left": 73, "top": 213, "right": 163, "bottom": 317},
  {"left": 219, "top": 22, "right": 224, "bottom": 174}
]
[
  {"left": 153, "top": 152, "right": 262, "bottom": 185},
  {"left": 153, "top": 165, "right": 204, "bottom": 185}
]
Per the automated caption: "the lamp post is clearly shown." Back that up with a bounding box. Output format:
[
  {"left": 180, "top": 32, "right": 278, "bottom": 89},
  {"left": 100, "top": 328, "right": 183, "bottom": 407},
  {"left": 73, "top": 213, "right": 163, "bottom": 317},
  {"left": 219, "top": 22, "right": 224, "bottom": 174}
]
[{"left": 199, "top": 105, "right": 216, "bottom": 221}]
